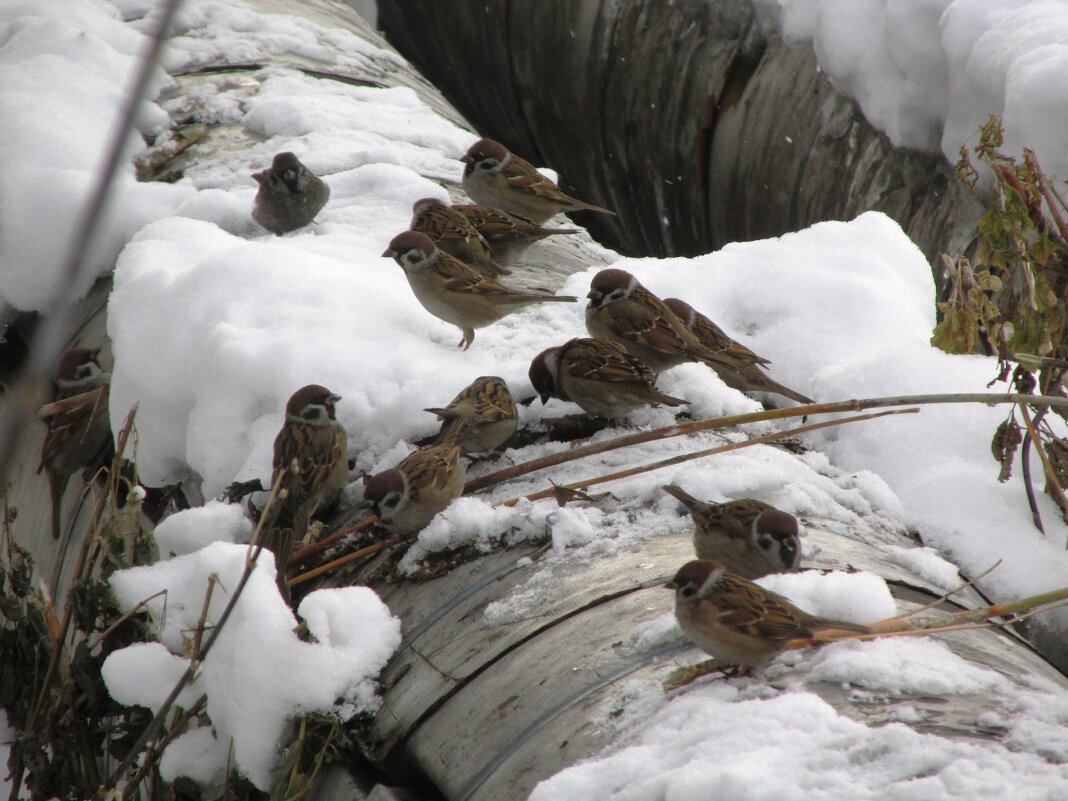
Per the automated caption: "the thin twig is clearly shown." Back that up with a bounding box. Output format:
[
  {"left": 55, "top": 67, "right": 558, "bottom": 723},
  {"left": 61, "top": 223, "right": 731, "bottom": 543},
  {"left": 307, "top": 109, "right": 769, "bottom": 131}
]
[
  {"left": 286, "top": 515, "right": 378, "bottom": 567},
  {"left": 87, "top": 590, "right": 168, "bottom": 651},
  {"left": 877, "top": 561, "right": 1003, "bottom": 623},
  {"left": 0, "top": 0, "right": 184, "bottom": 487},
  {"left": 495, "top": 408, "right": 917, "bottom": 507},
  {"left": 287, "top": 535, "right": 401, "bottom": 588},
  {"left": 1019, "top": 403, "right": 1068, "bottom": 520},
  {"left": 464, "top": 393, "right": 1068, "bottom": 496}
]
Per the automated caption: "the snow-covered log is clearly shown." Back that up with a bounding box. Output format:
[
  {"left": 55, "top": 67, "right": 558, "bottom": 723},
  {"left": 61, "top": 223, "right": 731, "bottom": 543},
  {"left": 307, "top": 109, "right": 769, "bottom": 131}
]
[{"left": 4, "top": 2, "right": 1068, "bottom": 800}]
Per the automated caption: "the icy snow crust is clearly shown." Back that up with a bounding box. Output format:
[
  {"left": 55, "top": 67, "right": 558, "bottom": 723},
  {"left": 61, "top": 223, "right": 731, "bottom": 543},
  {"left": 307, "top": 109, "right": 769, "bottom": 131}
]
[
  {"left": 3, "top": 0, "right": 1067, "bottom": 795},
  {"left": 775, "top": 0, "right": 1068, "bottom": 182}
]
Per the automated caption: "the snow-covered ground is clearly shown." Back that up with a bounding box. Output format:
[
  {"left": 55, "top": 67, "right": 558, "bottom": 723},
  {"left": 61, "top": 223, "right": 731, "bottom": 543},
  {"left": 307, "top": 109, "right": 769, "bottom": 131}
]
[
  {"left": 772, "top": 0, "right": 1068, "bottom": 182},
  {"left": 2, "top": 0, "right": 1068, "bottom": 796}
]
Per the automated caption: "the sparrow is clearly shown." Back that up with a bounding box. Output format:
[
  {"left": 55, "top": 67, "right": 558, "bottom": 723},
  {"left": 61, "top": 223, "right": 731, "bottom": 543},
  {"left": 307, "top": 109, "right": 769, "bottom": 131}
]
[
  {"left": 251, "top": 151, "right": 330, "bottom": 235},
  {"left": 358, "top": 441, "right": 465, "bottom": 537},
  {"left": 382, "top": 231, "right": 577, "bottom": 350},
  {"left": 664, "top": 298, "right": 813, "bottom": 404},
  {"left": 425, "top": 375, "right": 518, "bottom": 456},
  {"left": 38, "top": 347, "right": 113, "bottom": 541},
  {"left": 410, "top": 198, "right": 510, "bottom": 278},
  {"left": 460, "top": 138, "right": 615, "bottom": 223},
  {"left": 661, "top": 485, "right": 801, "bottom": 578},
  {"left": 585, "top": 268, "right": 727, "bottom": 374},
  {"left": 452, "top": 203, "right": 579, "bottom": 266},
  {"left": 529, "top": 337, "right": 688, "bottom": 419},
  {"left": 667, "top": 559, "right": 869, "bottom": 674},
  {"left": 266, "top": 384, "right": 349, "bottom": 589}
]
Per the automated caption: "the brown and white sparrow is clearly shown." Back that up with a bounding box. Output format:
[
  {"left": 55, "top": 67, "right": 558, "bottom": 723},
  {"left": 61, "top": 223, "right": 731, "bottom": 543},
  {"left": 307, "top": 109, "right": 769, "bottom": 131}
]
[
  {"left": 358, "top": 441, "right": 465, "bottom": 537},
  {"left": 529, "top": 337, "right": 688, "bottom": 419},
  {"left": 452, "top": 203, "right": 579, "bottom": 266},
  {"left": 410, "top": 197, "right": 510, "bottom": 278},
  {"left": 664, "top": 298, "right": 812, "bottom": 404},
  {"left": 267, "top": 384, "right": 349, "bottom": 588},
  {"left": 38, "top": 347, "right": 113, "bottom": 541},
  {"left": 382, "top": 231, "right": 577, "bottom": 350},
  {"left": 667, "top": 559, "right": 869, "bottom": 674},
  {"left": 252, "top": 151, "right": 330, "bottom": 235},
  {"left": 585, "top": 268, "right": 726, "bottom": 374},
  {"left": 661, "top": 485, "right": 801, "bottom": 578},
  {"left": 425, "top": 375, "right": 518, "bottom": 456},
  {"left": 460, "top": 138, "right": 614, "bottom": 223}
]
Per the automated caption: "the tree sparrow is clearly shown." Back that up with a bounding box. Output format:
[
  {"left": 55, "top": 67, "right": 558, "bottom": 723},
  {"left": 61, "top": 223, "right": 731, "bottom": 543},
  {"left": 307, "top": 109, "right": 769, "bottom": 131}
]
[
  {"left": 667, "top": 559, "right": 869, "bottom": 674},
  {"left": 460, "top": 138, "right": 615, "bottom": 223},
  {"left": 358, "top": 441, "right": 465, "bottom": 537},
  {"left": 661, "top": 485, "right": 801, "bottom": 578},
  {"left": 452, "top": 203, "right": 579, "bottom": 266},
  {"left": 38, "top": 347, "right": 113, "bottom": 541},
  {"left": 664, "top": 298, "right": 812, "bottom": 404},
  {"left": 267, "top": 384, "right": 349, "bottom": 588},
  {"left": 529, "top": 337, "right": 688, "bottom": 419},
  {"left": 585, "top": 268, "right": 726, "bottom": 374},
  {"left": 425, "top": 375, "right": 518, "bottom": 456},
  {"left": 410, "top": 198, "right": 510, "bottom": 278},
  {"left": 251, "top": 151, "right": 330, "bottom": 235},
  {"left": 382, "top": 231, "right": 577, "bottom": 350}
]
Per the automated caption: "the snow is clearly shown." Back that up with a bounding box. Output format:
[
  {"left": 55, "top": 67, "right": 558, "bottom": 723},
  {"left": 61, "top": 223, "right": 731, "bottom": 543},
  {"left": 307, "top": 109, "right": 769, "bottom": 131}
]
[
  {"left": 3, "top": 0, "right": 1068, "bottom": 796},
  {"left": 0, "top": 0, "right": 192, "bottom": 314},
  {"left": 773, "top": 0, "right": 1068, "bottom": 182},
  {"left": 105, "top": 542, "right": 401, "bottom": 789}
]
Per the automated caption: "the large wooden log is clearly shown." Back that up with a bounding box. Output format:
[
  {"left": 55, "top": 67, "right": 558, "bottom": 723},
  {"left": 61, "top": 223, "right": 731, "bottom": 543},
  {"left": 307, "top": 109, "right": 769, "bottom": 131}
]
[{"left": 4, "top": 3, "right": 1062, "bottom": 801}]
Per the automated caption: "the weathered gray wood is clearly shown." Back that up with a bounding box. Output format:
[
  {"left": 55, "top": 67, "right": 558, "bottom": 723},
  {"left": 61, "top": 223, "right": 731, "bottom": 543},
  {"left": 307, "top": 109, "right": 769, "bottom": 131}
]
[{"left": 378, "top": 0, "right": 983, "bottom": 281}]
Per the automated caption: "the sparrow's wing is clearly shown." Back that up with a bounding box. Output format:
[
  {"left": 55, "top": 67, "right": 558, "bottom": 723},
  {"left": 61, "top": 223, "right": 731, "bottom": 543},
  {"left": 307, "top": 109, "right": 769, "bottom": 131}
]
[
  {"left": 715, "top": 575, "right": 809, "bottom": 642},
  {"left": 607, "top": 297, "right": 695, "bottom": 356},
  {"left": 563, "top": 339, "right": 655, "bottom": 385},
  {"left": 273, "top": 422, "right": 345, "bottom": 504}
]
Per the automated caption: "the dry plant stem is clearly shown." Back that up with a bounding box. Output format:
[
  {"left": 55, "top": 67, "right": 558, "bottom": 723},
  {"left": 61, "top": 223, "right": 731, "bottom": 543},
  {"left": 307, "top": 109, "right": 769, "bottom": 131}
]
[
  {"left": 37, "top": 386, "right": 107, "bottom": 418},
  {"left": 286, "top": 515, "right": 378, "bottom": 567},
  {"left": 464, "top": 393, "right": 1068, "bottom": 496},
  {"left": 287, "top": 533, "right": 399, "bottom": 588},
  {"left": 878, "top": 561, "right": 1002, "bottom": 624},
  {"left": 87, "top": 590, "right": 168, "bottom": 651},
  {"left": 1025, "top": 150, "right": 1068, "bottom": 244},
  {"left": 100, "top": 468, "right": 287, "bottom": 795},
  {"left": 1018, "top": 403, "right": 1068, "bottom": 523},
  {"left": 495, "top": 409, "right": 917, "bottom": 508},
  {"left": 27, "top": 406, "right": 138, "bottom": 732}
]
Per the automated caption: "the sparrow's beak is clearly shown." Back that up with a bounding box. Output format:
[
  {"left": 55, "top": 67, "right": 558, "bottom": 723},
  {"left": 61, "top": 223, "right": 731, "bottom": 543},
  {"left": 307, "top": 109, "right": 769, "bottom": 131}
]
[
  {"left": 664, "top": 578, "right": 678, "bottom": 590},
  {"left": 459, "top": 154, "right": 474, "bottom": 164},
  {"left": 355, "top": 498, "right": 375, "bottom": 515},
  {"left": 381, "top": 248, "right": 394, "bottom": 258},
  {"left": 537, "top": 391, "right": 550, "bottom": 405},
  {"left": 328, "top": 393, "right": 342, "bottom": 405}
]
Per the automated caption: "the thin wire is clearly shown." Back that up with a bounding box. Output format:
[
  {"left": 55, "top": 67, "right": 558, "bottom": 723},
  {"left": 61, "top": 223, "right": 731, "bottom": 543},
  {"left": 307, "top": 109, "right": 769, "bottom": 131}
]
[{"left": 0, "top": 0, "right": 185, "bottom": 480}]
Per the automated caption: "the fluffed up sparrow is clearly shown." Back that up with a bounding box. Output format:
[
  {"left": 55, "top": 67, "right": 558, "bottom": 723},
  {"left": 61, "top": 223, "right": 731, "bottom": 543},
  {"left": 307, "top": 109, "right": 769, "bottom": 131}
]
[
  {"left": 460, "top": 138, "right": 615, "bottom": 223},
  {"left": 425, "top": 375, "right": 518, "bottom": 456},
  {"left": 382, "top": 231, "right": 577, "bottom": 350},
  {"left": 529, "top": 337, "right": 687, "bottom": 419},
  {"left": 585, "top": 268, "right": 726, "bottom": 374},
  {"left": 661, "top": 485, "right": 801, "bottom": 578},
  {"left": 38, "top": 347, "right": 113, "bottom": 541},
  {"left": 664, "top": 298, "right": 812, "bottom": 404},
  {"left": 452, "top": 203, "right": 579, "bottom": 266},
  {"left": 252, "top": 152, "right": 330, "bottom": 235},
  {"left": 267, "top": 384, "right": 349, "bottom": 590},
  {"left": 667, "top": 559, "right": 869, "bottom": 674},
  {"left": 410, "top": 197, "right": 510, "bottom": 278},
  {"left": 358, "top": 441, "right": 465, "bottom": 538}
]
